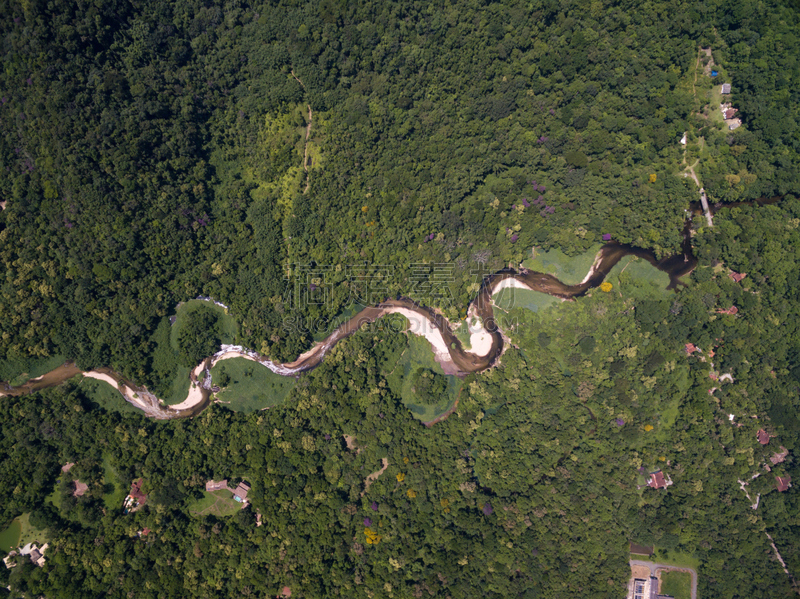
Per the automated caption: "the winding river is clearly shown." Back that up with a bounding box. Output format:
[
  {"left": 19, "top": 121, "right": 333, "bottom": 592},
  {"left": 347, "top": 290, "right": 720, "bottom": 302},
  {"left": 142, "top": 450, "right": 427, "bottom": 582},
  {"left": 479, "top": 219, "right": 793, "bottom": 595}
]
[{"left": 0, "top": 235, "right": 697, "bottom": 419}]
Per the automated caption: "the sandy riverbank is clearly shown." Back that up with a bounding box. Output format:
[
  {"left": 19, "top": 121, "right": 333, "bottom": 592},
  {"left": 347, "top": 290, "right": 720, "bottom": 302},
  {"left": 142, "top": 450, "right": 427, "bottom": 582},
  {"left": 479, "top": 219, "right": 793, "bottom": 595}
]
[
  {"left": 384, "top": 307, "right": 453, "bottom": 363},
  {"left": 491, "top": 278, "right": 535, "bottom": 294},
  {"left": 83, "top": 371, "right": 153, "bottom": 413}
]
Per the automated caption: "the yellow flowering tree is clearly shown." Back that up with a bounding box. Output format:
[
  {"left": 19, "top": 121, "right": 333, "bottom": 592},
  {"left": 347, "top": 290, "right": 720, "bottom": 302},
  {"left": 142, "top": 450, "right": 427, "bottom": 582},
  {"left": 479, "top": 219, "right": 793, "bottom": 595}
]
[
  {"left": 600, "top": 281, "right": 613, "bottom": 292},
  {"left": 364, "top": 528, "right": 382, "bottom": 545}
]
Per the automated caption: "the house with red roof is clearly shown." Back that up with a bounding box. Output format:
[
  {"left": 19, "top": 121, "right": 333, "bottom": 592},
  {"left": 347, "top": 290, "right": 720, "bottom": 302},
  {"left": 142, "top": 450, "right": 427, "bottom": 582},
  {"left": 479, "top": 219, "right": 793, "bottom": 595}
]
[
  {"left": 757, "top": 429, "right": 770, "bottom": 445},
  {"left": 648, "top": 471, "right": 668, "bottom": 489},
  {"left": 776, "top": 476, "right": 792, "bottom": 492},
  {"left": 729, "top": 271, "right": 747, "bottom": 283}
]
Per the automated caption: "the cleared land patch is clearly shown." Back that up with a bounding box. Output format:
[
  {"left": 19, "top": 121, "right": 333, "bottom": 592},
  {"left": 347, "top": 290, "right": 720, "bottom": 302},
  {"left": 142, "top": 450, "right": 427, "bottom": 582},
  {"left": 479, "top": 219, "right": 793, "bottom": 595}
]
[
  {"left": 210, "top": 357, "right": 295, "bottom": 412},
  {"left": 386, "top": 334, "right": 462, "bottom": 422},
  {"left": 79, "top": 376, "right": 142, "bottom": 414},
  {"left": 189, "top": 490, "right": 241, "bottom": 517},
  {"left": 660, "top": 570, "right": 692, "bottom": 599}
]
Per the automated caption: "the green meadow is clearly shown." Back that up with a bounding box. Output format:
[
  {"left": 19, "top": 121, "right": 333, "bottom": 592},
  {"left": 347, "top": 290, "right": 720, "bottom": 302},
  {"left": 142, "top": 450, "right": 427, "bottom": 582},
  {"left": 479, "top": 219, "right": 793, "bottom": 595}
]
[{"left": 210, "top": 358, "right": 295, "bottom": 413}]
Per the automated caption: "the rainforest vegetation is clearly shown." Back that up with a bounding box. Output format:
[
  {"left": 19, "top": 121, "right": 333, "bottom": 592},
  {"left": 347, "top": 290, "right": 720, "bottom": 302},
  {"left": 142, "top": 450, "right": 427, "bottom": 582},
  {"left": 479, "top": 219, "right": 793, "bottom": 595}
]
[{"left": 1, "top": 0, "right": 799, "bottom": 597}]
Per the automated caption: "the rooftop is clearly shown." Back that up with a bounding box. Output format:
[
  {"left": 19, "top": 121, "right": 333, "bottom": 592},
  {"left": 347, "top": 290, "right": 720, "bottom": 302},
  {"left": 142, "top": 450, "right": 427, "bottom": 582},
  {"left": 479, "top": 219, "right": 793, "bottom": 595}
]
[
  {"left": 757, "top": 429, "right": 770, "bottom": 445},
  {"left": 648, "top": 471, "right": 668, "bottom": 489},
  {"left": 776, "top": 475, "right": 792, "bottom": 492},
  {"left": 73, "top": 480, "right": 89, "bottom": 497},
  {"left": 205, "top": 479, "right": 228, "bottom": 492}
]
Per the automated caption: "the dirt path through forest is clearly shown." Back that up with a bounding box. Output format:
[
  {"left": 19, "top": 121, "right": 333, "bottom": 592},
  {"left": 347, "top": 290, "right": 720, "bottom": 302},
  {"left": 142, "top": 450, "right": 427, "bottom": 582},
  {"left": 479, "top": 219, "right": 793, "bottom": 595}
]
[{"left": 361, "top": 458, "right": 389, "bottom": 496}]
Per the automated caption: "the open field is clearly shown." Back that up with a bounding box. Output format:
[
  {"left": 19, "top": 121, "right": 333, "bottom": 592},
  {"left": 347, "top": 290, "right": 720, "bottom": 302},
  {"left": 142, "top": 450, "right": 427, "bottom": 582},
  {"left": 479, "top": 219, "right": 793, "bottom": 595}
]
[
  {"left": 652, "top": 549, "right": 701, "bottom": 570},
  {"left": 522, "top": 245, "right": 602, "bottom": 285},
  {"left": 161, "top": 365, "right": 192, "bottom": 406},
  {"left": 604, "top": 254, "right": 673, "bottom": 299},
  {"left": 494, "top": 286, "right": 561, "bottom": 313},
  {"left": 188, "top": 489, "right": 241, "bottom": 517},
  {"left": 312, "top": 304, "right": 365, "bottom": 342},
  {"left": 661, "top": 570, "right": 692, "bottom": 599},
  {"left": 0, "top": 354, "right": 68, "bottom": 387},
  {"left": 0, "top": 513, "right": 48, "bottom": 552},
  {"left": 170, "top": 299, "right": 238, "bottom": 351},
  {"left": 386, "top": 334, "right": 461, "bottom": 422},
  {"left": 79, "top": 376, "right": 142, "bottom": 414},
  {"left": 210, "top": 357, "right": 295, "bottom": 413},
  {"left": 102, "top": 456, "right": 127, "bottom": 510}
]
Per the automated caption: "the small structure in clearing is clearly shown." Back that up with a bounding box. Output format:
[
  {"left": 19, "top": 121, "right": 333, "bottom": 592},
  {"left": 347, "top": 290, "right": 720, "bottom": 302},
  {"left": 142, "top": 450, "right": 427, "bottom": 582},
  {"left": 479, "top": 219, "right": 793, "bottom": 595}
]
[
  {"left": 19, "top": 542, "right": 48, "bottom": 567},
  {"left": 721, "top": 83, "right": 731, "bottom": 94},
  {"left": 232, "top": 481, "right": 251, "bottom": 503},
  {"left": 770, "top": 446, "right": 789, "bottom": 465},
  {"left": 205, "top": 479, "right": 228, "bottom": 492},
  {"left": 123, "top": 478, "right": 147, "bottom": 514},
  {"left": 648, "top": 470, "right": 671, "bottom": 490},
  {"left": 776, "top": 475, "right": 792, "bottom": 492},
  {"left": 729, "top": 271, "right": 747, "bottom": 283},
  {"left": 73, "top": 480, "right": 89, "bottom": 497},
  {"left": 757, "top": 429, "right": 770, "bottom": 445}
]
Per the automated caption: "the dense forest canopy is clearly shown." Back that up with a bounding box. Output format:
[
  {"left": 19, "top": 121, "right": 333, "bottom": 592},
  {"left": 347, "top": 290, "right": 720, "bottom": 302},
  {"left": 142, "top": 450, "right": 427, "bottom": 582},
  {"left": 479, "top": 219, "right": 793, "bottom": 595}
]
[{"left": 0, "top": 0, "right": 799, "bottom": 597}]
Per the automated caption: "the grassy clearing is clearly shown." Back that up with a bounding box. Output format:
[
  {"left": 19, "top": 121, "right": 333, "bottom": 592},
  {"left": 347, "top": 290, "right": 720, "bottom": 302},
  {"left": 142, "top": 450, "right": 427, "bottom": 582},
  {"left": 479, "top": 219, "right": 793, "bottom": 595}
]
[
  {"left": 652, "top": 548, "right": 701, "bottom": 570},
  {"left": 494, "top": 287, "right": 561, "bottom": 313},
  {"left": 386, "top": 333, "right": 461, "bottom": 422},
  {"left": 101, "top": 456, "right": 127, "bottom": 510},
  {"left": 170, "top": 299, "right": 238, "bottom": 351},
  {"left": 312, "top": 304, "right": 365, "bottom": 342},
  {"left": 0, "top": 513, "right": 48, "bottom": 552},
  {"left": 0, "top": 354, "right": 67, "bottom": 386},
  {"left": 604, "top": 255, "right": 673, "bottom": 299},
  {"left": 188, "top": 489, "right": 241, "bottom": 517},
  {"left": 79, "top": 376, "right": 142, "bottom": 414},
  {"left": 660, "top": 570, "right": 692, "bottom": 599},
  {"left": 162, "top": 365, "right": 192, "bottom": 406},
  {"left": 210, "top": 358, "right": 295, "bottom": 413},
  {"left": 0, "top": 518, "right": 21, "bottom": 552},
  {"left": 522, "top": 244, "right": 602, "bottom": 285}
]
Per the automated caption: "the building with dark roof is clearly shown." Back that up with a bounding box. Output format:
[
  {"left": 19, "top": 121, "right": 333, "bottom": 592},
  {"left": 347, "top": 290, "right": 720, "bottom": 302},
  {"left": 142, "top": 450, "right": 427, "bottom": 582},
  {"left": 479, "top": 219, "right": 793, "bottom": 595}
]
[
  {"left": 757, "top": 429, "right": 770, "bottom": 445},
  {"left": 232, "top": 481, "right": 251, "bottom": 503}
]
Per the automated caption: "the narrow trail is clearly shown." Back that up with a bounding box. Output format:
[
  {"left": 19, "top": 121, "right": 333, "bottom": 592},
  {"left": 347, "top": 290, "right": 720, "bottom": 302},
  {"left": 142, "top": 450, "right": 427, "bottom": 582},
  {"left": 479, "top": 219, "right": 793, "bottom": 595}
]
[
  {"left": 303, "top": 104, "right": 312, "bottom": 194},
  {"left": 290, "top": 70, "right": 313, "bottom": 194}
]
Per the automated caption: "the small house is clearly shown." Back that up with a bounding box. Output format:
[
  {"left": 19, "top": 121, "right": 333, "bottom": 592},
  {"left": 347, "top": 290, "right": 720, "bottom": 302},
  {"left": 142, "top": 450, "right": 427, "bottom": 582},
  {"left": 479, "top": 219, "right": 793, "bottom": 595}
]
[
  {"left": 233, "top": 481, "right": 251, "bottom": 503},
  {"left": 648, "top": 471, "right": 668, "bottom": 489},
  {"left": 73, "top": 480, "right": 89, "bottom": 497},
  {"left": 685, "top": 343, "right": 700, "bottom": 355},
  {"left": 776, "top": 475, "right": 792, "bottom": 492},
  {"left": 729, "top": 271, "right": 747, "bottom": 283},
  {"left": 757, "top": 429, "right": 770, "bottom": 445},
  {"left": 205, "top": 479, "right": 228, "bottom": 492},
  {"left": 130, "top": 479, "right": 147, "bottom": 503},
  {"left": 724, "top": 108, "right": 738, "bottom": 119},
  {"left": 770, "top": 446, "right": 789, "bottom": 465},
  {"left": 728, "top": 119, "right": 742, "bottom": 131},
  {"left": 721, "top": 83, "right": 731, "bottom": 94}
]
